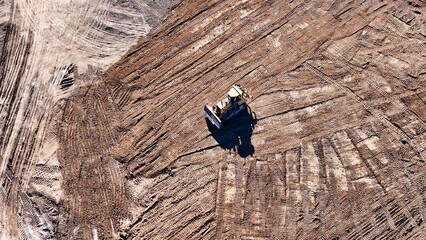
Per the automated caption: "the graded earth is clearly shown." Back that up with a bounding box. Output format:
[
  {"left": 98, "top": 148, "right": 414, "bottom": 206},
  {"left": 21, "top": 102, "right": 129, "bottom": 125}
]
[{"left": 0, "top": 0, "right": 425, "bottom": 239}]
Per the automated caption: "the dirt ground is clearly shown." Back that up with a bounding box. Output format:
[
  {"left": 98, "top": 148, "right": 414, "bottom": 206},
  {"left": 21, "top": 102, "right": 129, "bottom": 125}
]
[
  {"left": 0, "top": 0, "right": 176, "bottom": 239},
  {"left": 1, "top": 0, "right": 426, "bottom": 239}
]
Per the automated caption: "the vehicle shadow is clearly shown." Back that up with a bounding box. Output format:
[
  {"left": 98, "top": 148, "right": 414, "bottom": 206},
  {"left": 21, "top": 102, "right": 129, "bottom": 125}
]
[{"left": 206, "top": 106, "right": 257, "bottom": 158}]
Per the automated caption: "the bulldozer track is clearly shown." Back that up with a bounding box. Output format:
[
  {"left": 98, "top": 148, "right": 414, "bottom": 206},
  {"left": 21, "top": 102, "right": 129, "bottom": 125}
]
[
  {"left": 0, "top": 0, "right": 425, "bottom": 239},
  {"left": 103, "top": 0, "right": 425, "bottom": 238},
  {"left": 0, "top": 0, "right": 177, "bottom": 239}
]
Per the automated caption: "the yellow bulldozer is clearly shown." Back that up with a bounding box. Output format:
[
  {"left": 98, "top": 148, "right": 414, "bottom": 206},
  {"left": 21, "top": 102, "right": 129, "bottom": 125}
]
[{"left": 204, "top": 84, "right": 252, "bottom": 129}]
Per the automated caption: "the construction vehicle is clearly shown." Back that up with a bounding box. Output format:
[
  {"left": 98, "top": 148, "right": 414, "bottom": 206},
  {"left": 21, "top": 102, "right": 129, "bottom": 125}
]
[{"left": 204, "top": 84, "right": 252, "bottom": 129}]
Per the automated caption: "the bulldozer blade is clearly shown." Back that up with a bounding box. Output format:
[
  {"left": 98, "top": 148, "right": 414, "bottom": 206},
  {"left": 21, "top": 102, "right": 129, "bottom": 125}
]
[{"left": 204, "top": 105, "right": 222, "bottom": 129}]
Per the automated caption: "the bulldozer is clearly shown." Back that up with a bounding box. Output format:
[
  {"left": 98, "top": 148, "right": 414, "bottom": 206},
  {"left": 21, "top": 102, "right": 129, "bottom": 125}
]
[{"left": 204, "top": 84, "right": 252, "bottom": 129}]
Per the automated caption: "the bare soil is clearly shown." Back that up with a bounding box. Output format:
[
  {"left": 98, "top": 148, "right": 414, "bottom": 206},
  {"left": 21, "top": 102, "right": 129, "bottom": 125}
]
[{"left": 1, "top": 0, "right": 425, "bottom": 239}]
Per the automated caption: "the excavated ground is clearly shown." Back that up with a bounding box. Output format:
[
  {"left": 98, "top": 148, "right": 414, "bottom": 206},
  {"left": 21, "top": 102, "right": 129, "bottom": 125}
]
[
  {"left": 0, "top": 0, "right": 177, "bottom": 239},
  {"left": 1, "top": 0, "right": 426, "bottom": 239}
]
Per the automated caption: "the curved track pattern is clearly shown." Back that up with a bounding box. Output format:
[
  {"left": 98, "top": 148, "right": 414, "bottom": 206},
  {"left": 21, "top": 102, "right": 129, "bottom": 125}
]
[
  {"left": 1, "top": 0, "right": 425, "bottom": 239},
  {"left": 0, "top": 0, "right": 177, "bottom": 239}
]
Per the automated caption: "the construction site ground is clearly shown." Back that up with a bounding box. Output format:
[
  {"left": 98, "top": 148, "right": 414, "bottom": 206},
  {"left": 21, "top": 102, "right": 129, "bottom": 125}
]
[{"left": 0, "top": 0, "right": 425, "bottom": 239}]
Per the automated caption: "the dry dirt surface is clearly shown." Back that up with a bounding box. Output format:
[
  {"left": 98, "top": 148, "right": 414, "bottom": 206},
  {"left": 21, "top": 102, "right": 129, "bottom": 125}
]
[
  {"left": 0, "top": 0, "right": 177, "bottom": 239},
  {"left": 1, "top": 0, "right": 426, "bottom": 239}
]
